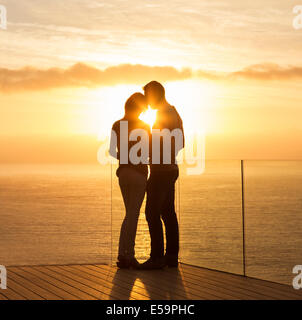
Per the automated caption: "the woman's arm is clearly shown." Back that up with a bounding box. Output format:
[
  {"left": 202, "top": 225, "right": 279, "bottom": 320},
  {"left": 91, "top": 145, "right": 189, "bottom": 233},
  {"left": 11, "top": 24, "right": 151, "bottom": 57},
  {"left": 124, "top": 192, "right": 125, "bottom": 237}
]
[{"left": 109, "top": 128, "right": 118, "bottom": 159}]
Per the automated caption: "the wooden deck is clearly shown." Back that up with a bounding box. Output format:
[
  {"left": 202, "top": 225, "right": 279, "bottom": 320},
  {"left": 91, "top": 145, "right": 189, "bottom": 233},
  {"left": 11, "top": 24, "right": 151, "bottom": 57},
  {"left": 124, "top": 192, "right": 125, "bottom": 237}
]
[{"left": 1, "top": 263, "right": 301, "bottom": 300}]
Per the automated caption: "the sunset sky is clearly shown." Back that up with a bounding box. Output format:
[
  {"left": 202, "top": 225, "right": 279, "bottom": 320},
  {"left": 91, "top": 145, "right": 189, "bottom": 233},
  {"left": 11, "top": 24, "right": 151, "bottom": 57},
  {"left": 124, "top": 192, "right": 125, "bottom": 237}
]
[{"left": 1, "top": 0, "right": 302, "bottom": 162}]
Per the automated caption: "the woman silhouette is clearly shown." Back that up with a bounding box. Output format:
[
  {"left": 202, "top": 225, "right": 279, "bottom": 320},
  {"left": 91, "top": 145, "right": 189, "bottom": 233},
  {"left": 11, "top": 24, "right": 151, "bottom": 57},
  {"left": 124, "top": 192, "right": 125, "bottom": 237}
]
[{"left": 109, "top": 93, "right": 150, "bottom": 268}]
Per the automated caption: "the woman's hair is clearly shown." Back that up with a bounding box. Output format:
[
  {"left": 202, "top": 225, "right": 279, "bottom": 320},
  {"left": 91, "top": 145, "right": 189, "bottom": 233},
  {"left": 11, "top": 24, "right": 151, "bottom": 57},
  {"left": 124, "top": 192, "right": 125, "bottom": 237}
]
[{"left": 124, "top": 92, "right": 147, "bottom": 118}]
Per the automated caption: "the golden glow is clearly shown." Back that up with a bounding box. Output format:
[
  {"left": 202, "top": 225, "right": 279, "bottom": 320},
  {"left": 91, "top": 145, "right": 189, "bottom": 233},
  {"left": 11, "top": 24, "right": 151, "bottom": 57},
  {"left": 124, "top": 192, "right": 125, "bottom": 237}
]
[
  {"left": 72, "top": 80, "right": 219, "bottom": 140},
  {"left": 76, "top": 85, "right": 141, "bottom": 139},
  {"left": 165, "top": 80, "right": 218, "bottom": 135},
  {"left": 139, "top": 106, "right": 157, "bottom": 128}
]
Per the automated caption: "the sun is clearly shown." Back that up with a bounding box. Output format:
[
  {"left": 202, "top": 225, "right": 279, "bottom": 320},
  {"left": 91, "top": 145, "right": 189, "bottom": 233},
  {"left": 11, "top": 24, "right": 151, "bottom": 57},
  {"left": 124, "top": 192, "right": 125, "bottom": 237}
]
[
  {"left": 76, "top": 80, "right": 217, "bottom": 139},
  {"left": 139, "top": 106, "right": 157, "bottom": 128}
]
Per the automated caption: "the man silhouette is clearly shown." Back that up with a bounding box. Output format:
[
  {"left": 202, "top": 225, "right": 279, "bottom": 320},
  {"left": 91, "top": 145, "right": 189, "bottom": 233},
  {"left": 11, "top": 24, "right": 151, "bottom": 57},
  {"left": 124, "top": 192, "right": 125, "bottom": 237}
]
[{"left": 140, "top": 81, "right": 184, "bottom": 269}]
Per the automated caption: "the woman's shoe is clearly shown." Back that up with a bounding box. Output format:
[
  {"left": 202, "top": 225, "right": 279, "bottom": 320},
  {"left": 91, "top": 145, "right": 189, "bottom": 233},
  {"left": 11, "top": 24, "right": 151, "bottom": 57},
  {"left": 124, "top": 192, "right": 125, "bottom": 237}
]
[{"left": 117, "top": 257, "right": 140, "bottom": 269}]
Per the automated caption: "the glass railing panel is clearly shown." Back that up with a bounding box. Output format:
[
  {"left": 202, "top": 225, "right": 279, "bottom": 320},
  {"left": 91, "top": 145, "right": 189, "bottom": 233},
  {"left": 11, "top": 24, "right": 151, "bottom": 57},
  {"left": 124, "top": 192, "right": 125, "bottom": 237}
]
[
  {"left": 0, "top": 164, "right": 111, "bottom": 266},
  {"left": 244, "top": 160, "right": 302, "bottom": 285},
  {"left": 179, "top": 160, "right": 243, "bottom": 275}
]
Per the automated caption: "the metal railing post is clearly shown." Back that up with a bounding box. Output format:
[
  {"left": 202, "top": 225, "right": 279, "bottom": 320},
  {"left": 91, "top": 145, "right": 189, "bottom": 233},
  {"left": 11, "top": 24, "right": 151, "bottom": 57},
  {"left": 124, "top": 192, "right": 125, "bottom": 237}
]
[{"left": 241, "top": 160, "right": 246, "bottom": 277}]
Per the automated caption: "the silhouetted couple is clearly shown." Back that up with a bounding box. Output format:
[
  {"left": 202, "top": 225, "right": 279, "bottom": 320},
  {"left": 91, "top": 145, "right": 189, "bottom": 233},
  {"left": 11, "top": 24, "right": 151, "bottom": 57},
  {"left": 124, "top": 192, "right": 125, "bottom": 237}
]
[{"left": 109, "top": 81, "right": 184, "bottom": 270}]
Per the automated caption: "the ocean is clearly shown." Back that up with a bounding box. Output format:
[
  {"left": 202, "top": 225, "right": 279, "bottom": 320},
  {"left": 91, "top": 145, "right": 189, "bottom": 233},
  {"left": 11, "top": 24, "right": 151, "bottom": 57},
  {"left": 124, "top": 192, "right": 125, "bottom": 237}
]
[{"left": 0, "top": 161, "right": 301, "bottom": 285}]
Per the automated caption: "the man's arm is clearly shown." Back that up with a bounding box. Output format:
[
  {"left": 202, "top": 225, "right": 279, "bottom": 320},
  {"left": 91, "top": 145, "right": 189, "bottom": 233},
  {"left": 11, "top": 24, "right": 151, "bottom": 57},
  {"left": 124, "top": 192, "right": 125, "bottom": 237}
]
[
  {"left": 174, "top": 108, "right": 185, "bottom": 154},
  {"left": 146, "top": 124, "right": 152, "bottom": 165}
]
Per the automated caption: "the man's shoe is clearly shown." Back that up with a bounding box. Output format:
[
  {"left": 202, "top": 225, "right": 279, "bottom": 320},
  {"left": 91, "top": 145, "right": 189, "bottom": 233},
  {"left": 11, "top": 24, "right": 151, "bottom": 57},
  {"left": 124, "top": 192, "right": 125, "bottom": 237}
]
[
  {"left": 138, "top": 257, "right": 165, "bottom": 270},
  {"left": 117, "top": 257, "right": 140, "bottom": 269},
  {"left": 164, "top": 254, "right": 179, "bottom": 268}
]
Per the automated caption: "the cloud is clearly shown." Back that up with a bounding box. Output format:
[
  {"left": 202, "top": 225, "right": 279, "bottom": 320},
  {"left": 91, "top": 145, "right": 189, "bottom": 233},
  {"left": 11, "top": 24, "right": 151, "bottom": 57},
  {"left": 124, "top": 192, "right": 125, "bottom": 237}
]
[
  {"left": 0, "top": 63, "right": 191, "bottom": 92},
  {"left": 1, "top": 62, "right": 302, "bottom": 92},
  {"left": 228, "top": 63, "right": 302, "bottom": 81},
  {"left": 196, "top": 63, "right": 302, "bottom": 82}
]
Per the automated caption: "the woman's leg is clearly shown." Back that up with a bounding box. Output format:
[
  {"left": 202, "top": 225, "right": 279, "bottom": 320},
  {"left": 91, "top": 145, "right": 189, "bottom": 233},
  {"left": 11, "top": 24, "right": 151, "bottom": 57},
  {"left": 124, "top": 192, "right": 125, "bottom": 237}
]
[{"left": 118, "top": 169, "right": 146, "bottom": 260}]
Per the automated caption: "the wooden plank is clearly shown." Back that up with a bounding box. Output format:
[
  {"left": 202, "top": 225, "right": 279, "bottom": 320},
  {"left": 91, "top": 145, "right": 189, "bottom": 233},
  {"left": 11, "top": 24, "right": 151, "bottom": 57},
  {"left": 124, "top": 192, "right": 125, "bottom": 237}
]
[
  {"left": 155, "top": 268, "right": 254, "bottom": 300},
  {"left": 76, "top": 265, "right": 152, "bottom": 300},
  {"left": 180, "top": 272, "right": 274, "bottom": 300},
  {"left": 88, "top": 265, "right": 188, "bottom": 300},
  {"left": 99, "top": 264, "right": 292, "bottom": 300},
  {"left": 72, "top": 265, "right": 149, "bottom": 300},
  {"left": 30, "top": 267, "right": 96, "bottom": 300},
  {"left": 184, "top": 264, "right": 302, "bottom": 299},
  {"left": 0, "top": 286, "right": 26, "bottom": 300},
  {"left": 176, "top": 266, "right": 273, "bottom": 300},
  {"left": 93, "top": 264, "right": 203, "bottom": 300},
  {"left": 178, "top": 266, "right": 284, "bottom": 300},
  {"left": 5, "top": 263, "right": 300, "bottom": 301},
  {"left": 98, "top": 264, "right": 242, "bottom": 300},
  {"left": 78, "top": 265, "right": 150, "bottom": 300},
  {"left": 58, "top": 265, "right": 138, "bottom": 300},
  {"left": 32, "top": 266, "right": 97, "bottom": 300},
  {"left": 88, "top": 265, "right": 186, "bottom": 300},
  {"left": 175, "top": 269, "right": 257, "bottom": 300},
  {"left": 98, "top": 264, "right": 220, "bottom": 300},
  {"left": 8, "top": 268, "right": 62, "bottom": 300},
  {"left": 95, "top": 264, "right": 222, "bottom": 300},
  {"left": 89, "top": 265, "right": 189, "bottom": 300},
  {"left": 0, "top": 292, "right": 8, "bottom": 300},
  {"left": 68, "top": 264, "right": 143, "bottom": 300},
  {"left": 10, "top": 267, "right": 78, "bottom": 300},
  {"left": 181, "top": 264, "right": 302, "bottom": 300},
  {"left": 56, "top": 265, "right": 123, "bottom": 300},
  {"left": 5, "top": 277, "right": 44, "bottom": 300},
  {"left": 45, "top": 266, "right": 104, "bottom": 300}
]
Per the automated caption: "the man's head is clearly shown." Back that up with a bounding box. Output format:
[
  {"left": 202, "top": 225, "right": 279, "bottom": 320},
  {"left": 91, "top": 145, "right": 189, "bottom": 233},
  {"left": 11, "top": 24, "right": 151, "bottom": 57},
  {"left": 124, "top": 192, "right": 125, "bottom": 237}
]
[{"left": 143, "top": 81, "right": 166, "bottom": 109}]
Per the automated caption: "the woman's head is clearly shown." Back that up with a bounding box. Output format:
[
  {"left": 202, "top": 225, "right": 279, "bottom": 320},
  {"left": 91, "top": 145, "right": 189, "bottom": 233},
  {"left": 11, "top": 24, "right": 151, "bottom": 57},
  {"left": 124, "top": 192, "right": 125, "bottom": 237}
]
[{"left": 124, "top": 92, "right": 148, "bottom": 119}]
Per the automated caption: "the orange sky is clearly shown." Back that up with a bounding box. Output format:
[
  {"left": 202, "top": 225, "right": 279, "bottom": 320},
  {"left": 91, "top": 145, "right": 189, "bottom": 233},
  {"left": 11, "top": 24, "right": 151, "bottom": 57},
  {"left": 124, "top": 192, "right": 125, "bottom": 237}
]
[{"left": 1, "top": 0, "right": 302, "bottom": 162}]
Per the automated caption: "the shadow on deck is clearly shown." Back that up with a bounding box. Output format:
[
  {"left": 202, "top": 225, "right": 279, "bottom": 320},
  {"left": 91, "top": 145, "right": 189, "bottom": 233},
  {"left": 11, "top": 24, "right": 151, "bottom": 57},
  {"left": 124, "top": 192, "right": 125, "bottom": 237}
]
[{"left": 1, "top": 263, "right": 302, "bottom": 300}]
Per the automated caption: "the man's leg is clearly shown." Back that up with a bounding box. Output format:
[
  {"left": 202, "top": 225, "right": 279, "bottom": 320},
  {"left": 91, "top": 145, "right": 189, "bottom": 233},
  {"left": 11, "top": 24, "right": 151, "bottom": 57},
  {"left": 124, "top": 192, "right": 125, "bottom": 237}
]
[
  {"left": 145, "top": 172, "right": 167, "bottom": 259},
  {"left": 141, "top": 172, "right": 168, "bottom": 269},
  {"left": 161, "top": 169, "right": 179, "bottom": 266}
]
